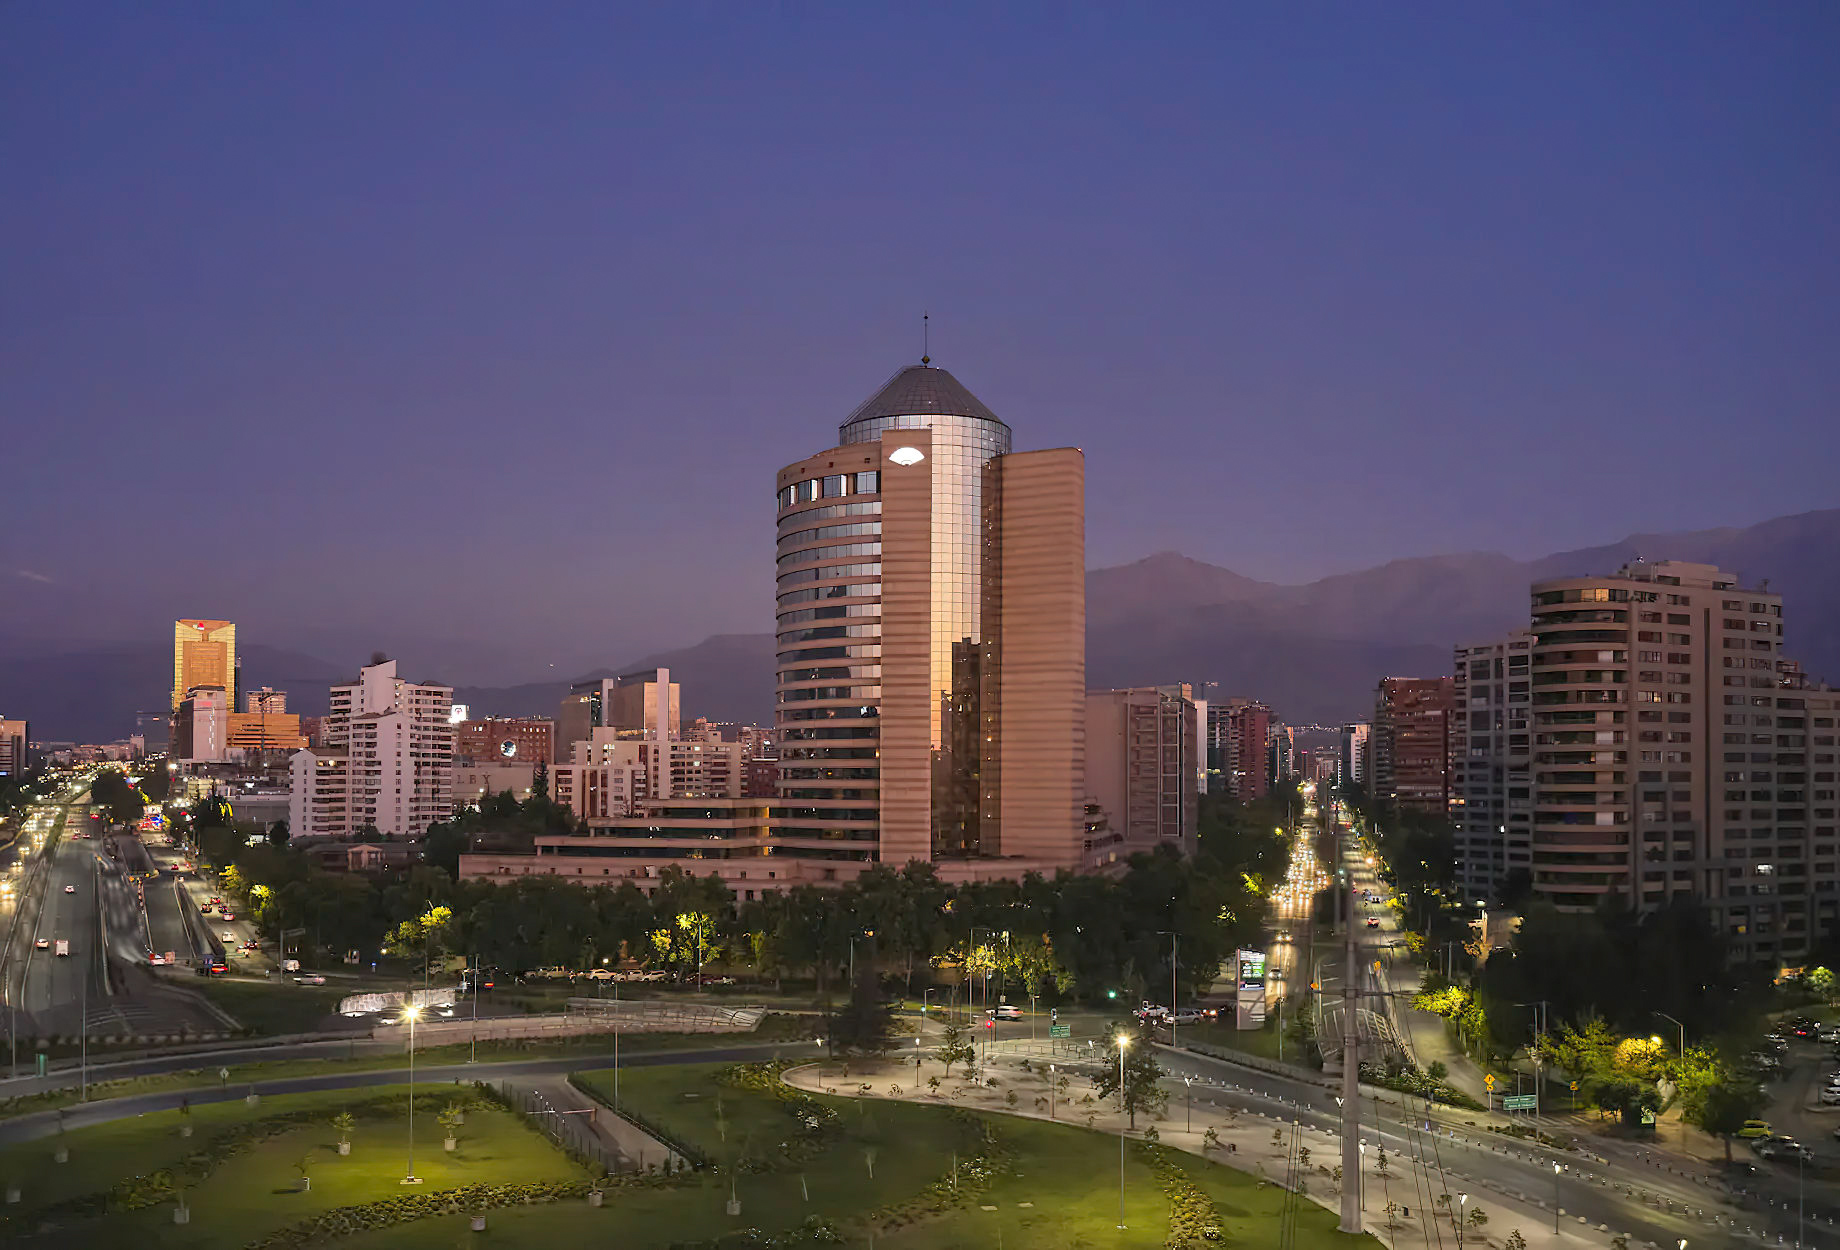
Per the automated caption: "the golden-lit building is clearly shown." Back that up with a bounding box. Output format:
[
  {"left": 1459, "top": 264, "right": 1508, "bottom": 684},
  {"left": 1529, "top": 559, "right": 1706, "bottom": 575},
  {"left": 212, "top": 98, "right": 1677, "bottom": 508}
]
[
  {"left": 226, "top": 711, "right": 306, "bottom": 754},
  {"left": 173, "top": 619, "right": 237, "bottom": 712}
]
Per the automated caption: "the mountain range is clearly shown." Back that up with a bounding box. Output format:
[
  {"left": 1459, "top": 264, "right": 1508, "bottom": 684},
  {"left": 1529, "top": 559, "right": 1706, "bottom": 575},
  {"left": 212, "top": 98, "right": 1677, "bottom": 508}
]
[{"left": 5, "top": 508, "right": 1836, "bottom": 742}]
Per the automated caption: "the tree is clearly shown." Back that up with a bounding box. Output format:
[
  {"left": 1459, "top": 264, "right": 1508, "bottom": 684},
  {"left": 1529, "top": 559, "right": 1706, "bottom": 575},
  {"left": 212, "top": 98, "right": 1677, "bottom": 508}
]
[
  {"left": 1093, "top": 1024, "right": 1169, "bottom": 1129},
  {"left": 831, "top": 965, "right": 896, "bottom": 1058},
  {"left": 1682, "top": 1077, "right": 1768, "bottom": 1162},
  {"left": 267, "top": 819, "right": 290, "bottom": 848},
  {"left": 935, "top": 1021, "right": 975, "bottom": 1078},
  {"left": 1809, "top": 966, "right": 1836, "bottom": 1002}
]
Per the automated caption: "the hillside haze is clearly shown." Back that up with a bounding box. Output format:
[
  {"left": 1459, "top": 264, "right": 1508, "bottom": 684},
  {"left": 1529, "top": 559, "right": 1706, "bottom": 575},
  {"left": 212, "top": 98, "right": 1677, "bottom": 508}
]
[{"left": 6, "top": 508, "right": 1836, "bottom": 740}]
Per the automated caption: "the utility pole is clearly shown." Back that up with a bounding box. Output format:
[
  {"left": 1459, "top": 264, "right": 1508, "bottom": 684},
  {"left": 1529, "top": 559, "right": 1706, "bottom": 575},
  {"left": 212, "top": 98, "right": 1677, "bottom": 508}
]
[{"left": 1337, "top": 803, "right": 1362, "bottom": 1235}]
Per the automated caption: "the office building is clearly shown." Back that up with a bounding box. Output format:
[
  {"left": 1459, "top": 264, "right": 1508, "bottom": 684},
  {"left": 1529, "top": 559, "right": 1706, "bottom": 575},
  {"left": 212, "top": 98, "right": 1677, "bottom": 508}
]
[
  {"left": 1450, "top": 634, "right": 1533, "bottom": 901},
  {"left": 552, "top": 735, "right": 747, "bottom": 820},
  {"left": 0, "top": 718, "right": 27, "bottom": 776},
  {"left": 456, "top": 716, "right": 554, "bottom": 766},
  {"left": 463, "top": 360, "right": 1086, "bottom": 892},
  {"left": 1372, "top": 677, "right": 1455, "bottom": 815},
  {"left": 173, "top": 620, "right": 237, "bottom": 713},
  {"left": 175, "top": 687, "right": 231, "bottom": 763},
  {"left": 1084, "top": 684, "right": 1199, "bottom": 863},
  {"left": 245, "top": 688, "right": 287, "bottom": 714},
  {"left": 1337, "top": 723, "right": 1370, "bottom": 790},
  {"left": 227, "top": 709, "right": 307, "bottom": 755},
  {"left": 1203, "top": 697, "right": 1271, "bottom": 798},
  {"left": 288, "top": 657, "right": 454, "bottom": 839},
  {"left": 775, "top": 361, "right": 1085, "bottom": 879},
  {"left": 555, "top": 669, "right": 679, "bottom": 760}
]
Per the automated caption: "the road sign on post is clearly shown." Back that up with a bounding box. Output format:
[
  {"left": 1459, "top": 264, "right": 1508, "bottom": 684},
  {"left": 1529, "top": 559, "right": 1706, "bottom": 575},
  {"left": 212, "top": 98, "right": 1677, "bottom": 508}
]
[
  {"left": 1483, "top": 1074, "right": 1495, "bottom": 1089},
  {"left": 1049, "top": 1024, "right": 1070, "bottom": 1038},
  {"left": 1502, "top": 1094, "right": 1537, "bottom": 1111}
]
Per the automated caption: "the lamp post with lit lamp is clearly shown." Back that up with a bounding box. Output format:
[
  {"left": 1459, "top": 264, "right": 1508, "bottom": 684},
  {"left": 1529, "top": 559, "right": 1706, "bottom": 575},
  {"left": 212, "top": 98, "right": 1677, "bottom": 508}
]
[
  {"left": 1654, "top": 1011, "right": 1685, "bottom": 1058},
  {"left": 1115, "top": 1033, "right": 1130, "bottom": 1231},
  {"left": 401, "top": 1004, "right": 423, "bottom": 1185}
]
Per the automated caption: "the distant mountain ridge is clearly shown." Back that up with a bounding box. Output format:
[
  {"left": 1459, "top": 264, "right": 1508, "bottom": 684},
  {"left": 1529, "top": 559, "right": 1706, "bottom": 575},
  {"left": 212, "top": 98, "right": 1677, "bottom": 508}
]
[{"left": 5, "top": 508, "right": 1836, "bottom": 740}]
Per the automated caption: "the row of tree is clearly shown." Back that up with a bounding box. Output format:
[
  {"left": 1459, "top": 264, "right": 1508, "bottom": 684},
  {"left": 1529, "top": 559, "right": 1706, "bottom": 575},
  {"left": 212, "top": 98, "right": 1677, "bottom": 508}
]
[{"left": 161, "top": 770, "right": 1297, "bottom": 1005}]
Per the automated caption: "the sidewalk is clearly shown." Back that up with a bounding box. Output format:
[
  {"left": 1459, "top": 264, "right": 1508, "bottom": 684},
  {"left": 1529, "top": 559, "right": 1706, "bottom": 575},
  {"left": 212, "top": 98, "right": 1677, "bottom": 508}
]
[
  {"left": 503, "top": 1074, "right": 685, "bottom": 1174},
  {"left": 786, "top": 1053, "right": 1660, "bottom": 1250}
]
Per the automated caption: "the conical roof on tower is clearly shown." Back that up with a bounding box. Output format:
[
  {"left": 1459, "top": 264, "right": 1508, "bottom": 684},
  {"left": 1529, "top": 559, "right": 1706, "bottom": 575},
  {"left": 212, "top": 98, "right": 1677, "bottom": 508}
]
[{"left": 840, "top": 363, "right": 1005, "bottom": 433}]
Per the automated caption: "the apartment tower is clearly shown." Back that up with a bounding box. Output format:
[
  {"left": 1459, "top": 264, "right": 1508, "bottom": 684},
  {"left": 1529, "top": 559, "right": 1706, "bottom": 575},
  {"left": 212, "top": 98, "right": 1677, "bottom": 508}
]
[
  {"left": 1372, "top": 677, "right": 1455, "bottom": 815},
  {"left": 1451, "top": 633, "right": 1534, "bottom": 900},
  {"left": 1523, "top": 560, "right": 1840, "bottom": 964},
  {"left": 775, "top": 362, "right": 1086, "bottom": 877}
]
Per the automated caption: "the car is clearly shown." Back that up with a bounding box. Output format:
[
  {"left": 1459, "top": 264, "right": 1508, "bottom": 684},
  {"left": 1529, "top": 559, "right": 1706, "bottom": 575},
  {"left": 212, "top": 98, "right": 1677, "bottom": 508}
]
[
  {"left": 63, "top": 884, "right": 74, "bottom": 894},
  {"left": 294, "top": 974, "right": 327, "bottom": 986},
  {"left": 220, "top": 911, "right": 235, "bottom": 921},
  {"left": 1763, "top": 1140, "right": 1814, "bottom": 1164},
  {"left": 986, "top": 1004, "right": 1024, "bottom": 1021},
  {"left": 1170, "top": 1007, "right": 1207, "bottom": 1024},
  {"left": 33, "top": 938, "right": 48, "bottom": 950},
  {"left": 221, "top": 931, "right": 236, "bottom": 943},
  {"left": 1366, "top": 917, "right": 1381, "bottom": 928},
  {"left": 1739, "top": 1119, "right": 1774, "bottom": 1139},
  {"left": 1821, "top": 1088, "right": 1840, "bottom": 1106},
  {"left": 196, "top": 960, "right": 229, "bottom": 976}
]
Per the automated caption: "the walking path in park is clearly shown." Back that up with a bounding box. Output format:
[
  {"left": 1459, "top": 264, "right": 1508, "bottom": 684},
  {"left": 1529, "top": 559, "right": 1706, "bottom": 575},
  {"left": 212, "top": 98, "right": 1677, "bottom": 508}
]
[{"left": 785, "top": 1051, "right": 1739, "bottom": 1250}]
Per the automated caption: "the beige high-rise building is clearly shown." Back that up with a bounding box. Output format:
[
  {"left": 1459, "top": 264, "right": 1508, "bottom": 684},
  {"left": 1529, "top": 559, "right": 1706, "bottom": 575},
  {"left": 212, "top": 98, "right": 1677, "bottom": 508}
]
[
  {"left": 1084, "top": 684, "right": 1199, "bottom": 865},
  {"left": 460, "top": 361, "right": 1086, "bottom": 894},
  {"left": 555, "top": 668, "right": 679, "bottom": 761},
  {"left": 1526, "top": 559, "right": 1840, "bottom": 966},
  {"left": 774, "top": 362, "right": 1085, "bottom": 880},
  {"left": 173, "top": 620, "right": 236, "bottom": 712}
]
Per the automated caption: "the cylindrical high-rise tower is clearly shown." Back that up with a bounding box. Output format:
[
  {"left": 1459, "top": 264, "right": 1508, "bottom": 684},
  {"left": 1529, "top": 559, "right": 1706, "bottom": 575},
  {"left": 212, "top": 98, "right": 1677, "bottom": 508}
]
[{"left": 776, "top": 361, "right": 1084, "bottom": 875}]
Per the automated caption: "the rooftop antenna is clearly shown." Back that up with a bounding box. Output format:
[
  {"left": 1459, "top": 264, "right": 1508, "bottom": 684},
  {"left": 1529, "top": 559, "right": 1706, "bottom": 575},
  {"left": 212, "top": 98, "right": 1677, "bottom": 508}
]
[{"left": 921, "top": 312, "right": 930, "bottom": 365}]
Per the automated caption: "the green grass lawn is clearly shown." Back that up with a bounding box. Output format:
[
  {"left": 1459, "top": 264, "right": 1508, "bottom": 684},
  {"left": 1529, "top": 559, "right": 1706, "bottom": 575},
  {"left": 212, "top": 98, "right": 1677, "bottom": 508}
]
[
  {"left": 336, "top": 1063, "right": 1379, "bottom": 1250},
  {"left": 0, "top": 1085, "right": 585, "bottom": 1250},
  {"left": 182, "top": 977, "right": 350, "bottom": 1034},
  {"left": 3, "top": 1062, "right": 1381, "bottom": 1250},
  {"left": 1180, "top": 1018, "right": 1304, "bottom": 1066}
]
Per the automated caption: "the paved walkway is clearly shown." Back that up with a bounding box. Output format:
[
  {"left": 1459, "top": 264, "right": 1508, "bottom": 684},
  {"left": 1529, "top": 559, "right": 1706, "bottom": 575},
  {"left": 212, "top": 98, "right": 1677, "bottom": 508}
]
[
  {"left": 788, "top": 1053, "right": 1655, "bottom": 1250},
  {"left": 504, "top": 1073, "right": 685, "bottom": 1174}
]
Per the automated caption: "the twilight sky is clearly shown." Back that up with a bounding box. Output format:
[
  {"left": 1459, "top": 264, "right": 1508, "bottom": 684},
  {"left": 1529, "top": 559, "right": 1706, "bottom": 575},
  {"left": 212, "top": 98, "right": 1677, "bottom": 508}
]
[{"left": 4, "top": 3, "right": 1836, "bottom": 683}]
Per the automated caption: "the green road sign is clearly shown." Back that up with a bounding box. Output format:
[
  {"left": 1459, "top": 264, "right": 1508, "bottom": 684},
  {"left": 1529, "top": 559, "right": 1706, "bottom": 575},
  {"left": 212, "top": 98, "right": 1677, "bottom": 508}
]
[
  {"left": 1502, "top": 1094, "right": 1537, "bottom": 1111},
  {"left": 1049, "top": 1024, "right": 1071, "bottom": 1038}
]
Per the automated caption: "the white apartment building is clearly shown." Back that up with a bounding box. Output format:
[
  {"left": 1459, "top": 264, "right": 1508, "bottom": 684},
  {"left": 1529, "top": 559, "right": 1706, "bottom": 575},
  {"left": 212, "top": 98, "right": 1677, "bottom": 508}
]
[
  {"left": 176, "top": 686, "right": 231, "bottom": 763},
  {"left": 552, "top": 732, "right": 745, "bottom": 822},
  {"left": 288, "top": 658, "right": 453, "bottom": 838}
]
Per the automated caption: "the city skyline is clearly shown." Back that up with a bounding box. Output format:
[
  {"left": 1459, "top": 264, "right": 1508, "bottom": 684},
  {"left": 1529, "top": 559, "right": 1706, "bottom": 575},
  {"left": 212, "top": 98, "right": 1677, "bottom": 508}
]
[{"left": 5, "top": 6, "right": 1836, "bottom": 681}]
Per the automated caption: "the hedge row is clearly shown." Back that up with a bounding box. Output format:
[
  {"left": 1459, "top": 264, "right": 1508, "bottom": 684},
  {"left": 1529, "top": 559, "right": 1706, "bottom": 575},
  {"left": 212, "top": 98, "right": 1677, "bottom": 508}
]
[
  {"left": 245, "top": 1180, "right": 597, "bottom": 1248},
  {"left": 1140, "top": 1143, "right": 1222, "bottom": 1249}
]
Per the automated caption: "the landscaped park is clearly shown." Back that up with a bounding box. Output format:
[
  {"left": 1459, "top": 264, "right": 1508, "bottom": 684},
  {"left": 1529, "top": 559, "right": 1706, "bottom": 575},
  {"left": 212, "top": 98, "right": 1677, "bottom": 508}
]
[{"left": 0, "top": 1055, "right": 1381, "bottom": 1249}]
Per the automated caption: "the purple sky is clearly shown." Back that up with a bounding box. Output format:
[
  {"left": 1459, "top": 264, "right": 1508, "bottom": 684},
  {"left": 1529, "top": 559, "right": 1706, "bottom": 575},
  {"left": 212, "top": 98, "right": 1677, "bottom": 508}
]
[{"left": 4, "top": 3, "right": 1836, "bottom": 683}]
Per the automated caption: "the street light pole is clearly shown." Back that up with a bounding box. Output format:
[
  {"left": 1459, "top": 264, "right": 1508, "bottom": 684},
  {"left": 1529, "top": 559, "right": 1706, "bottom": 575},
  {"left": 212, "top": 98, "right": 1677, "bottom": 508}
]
[
  {"left": 1116, "top": 1033, "right": 1129, "bottom": 1230},
  {"left": 402, "top": 1004, "right": 422, "bottom": 1184},
  {"left": 1654, "top": 1011, "right": 1685, "bottom": 1058},
  {"left": 1552, "top": 1163, "right": 1561, "bottom": 1233}
]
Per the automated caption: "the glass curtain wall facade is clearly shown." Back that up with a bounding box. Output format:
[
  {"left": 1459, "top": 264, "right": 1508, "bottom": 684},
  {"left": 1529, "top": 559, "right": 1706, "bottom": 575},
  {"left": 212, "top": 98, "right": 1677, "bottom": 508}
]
[{"left": 839, "top": 408, "right": 1010, "bottom": 856}]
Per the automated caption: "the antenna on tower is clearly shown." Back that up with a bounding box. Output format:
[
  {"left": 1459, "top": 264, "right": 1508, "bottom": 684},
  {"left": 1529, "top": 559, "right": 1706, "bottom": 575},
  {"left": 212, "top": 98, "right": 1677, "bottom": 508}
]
[{"left": 921, "top": 312, "right": 930, "bottom": 365}]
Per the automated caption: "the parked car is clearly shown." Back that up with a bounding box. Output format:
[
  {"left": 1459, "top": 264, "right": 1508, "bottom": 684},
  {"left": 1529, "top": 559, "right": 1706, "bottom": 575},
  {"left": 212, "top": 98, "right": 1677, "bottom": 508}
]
[
  {"left": 1170, "top": 1007, "right": 1208, "bottom": 1024},
  {"left": 1819, "top": 1087, "right": 1840, "bottom": 1106},
  {"left": 1738, "top": 1119, "right": 1773, "bottom": 1140}
]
